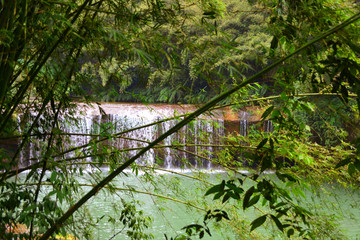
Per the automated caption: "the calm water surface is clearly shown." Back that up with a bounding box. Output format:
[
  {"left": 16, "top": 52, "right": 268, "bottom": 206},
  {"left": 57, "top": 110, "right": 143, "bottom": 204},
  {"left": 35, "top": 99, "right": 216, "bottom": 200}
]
[{"left": 78, "top": 169, "right": 360, "bottom": 240}]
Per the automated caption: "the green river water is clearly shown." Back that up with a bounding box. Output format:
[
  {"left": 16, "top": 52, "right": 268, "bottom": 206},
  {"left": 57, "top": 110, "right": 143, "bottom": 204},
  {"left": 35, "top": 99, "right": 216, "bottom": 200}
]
[{"left": 71, "top": 169, "right": 360, "bottom": 240}]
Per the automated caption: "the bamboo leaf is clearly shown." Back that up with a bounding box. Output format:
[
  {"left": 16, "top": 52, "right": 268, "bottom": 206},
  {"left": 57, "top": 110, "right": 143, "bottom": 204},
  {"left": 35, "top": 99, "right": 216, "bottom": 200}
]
[
  {"left": 205, "top": 180, "right": 224, "bottom": 196},
  {"left": 270, "top": 36, "right": 278, "bottom": 50},
  {"left": 226, "top": 182, "right": 244, "bottom": 195},
  {"left": 261, "top": 106, "right": 274, "bottom": 120},
  {"left": 257, "top": 138, "right": 268, "bottom": 150},
  {"left": 354, "top": 160, "right": 360, "bottom": 172},
  {"left": 348, "top": 163, "right": 356, "bottom": 176},
  {"left": 243, "top": 186, "right": 255, "bottom": 210},
  {"left": 335, "top": 158, "right": 351, "bottom": 168},
  {"left": 341, "top": 85, "right": 349, "bottom": 103},
  {"left": 50, "top": 171, "right": 57, "bottom": 182},
  {"left": 222, "top": 193, "right": 231, "bottom": 203},
  {"left": 250, "top": 215, "right": 267, "bottom": 231},
  {"left": 213, "top": 191, "right": 224, "bottom": 200},
  {"left": 269, "top": 138, "right": 274, "bottom": 150},
  {"left": 270, "top": 214, "right": 283, "bottom": 232},
  {"left": 287, "top": 228, "right": 295, "bottom": 237},
  {"left": 271, "top": 109, "right": 281, "bottom": 119},
  {"left": 247, "top": 194, "right": 260, "bottom": 208}
]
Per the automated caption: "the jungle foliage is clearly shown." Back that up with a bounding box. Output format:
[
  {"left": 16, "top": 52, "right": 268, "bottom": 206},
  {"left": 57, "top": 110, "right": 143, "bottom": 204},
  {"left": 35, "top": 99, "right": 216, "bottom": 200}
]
[
  {"left": 71, "top": 0, "right": 272, "bottom": 103},
  {"left": 0, "top": 0, "right": 360, "bottom": 239}
]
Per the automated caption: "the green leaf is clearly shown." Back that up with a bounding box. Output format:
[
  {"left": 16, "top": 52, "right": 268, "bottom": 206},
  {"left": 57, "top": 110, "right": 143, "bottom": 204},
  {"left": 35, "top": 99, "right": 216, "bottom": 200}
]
[
  {"left": 269, "top": 138, "right": 274, "bottom": 150},
  {"left": 300, "top": 103, "right": 314, "bottom": 114},
  {"left": 250, "top": 215, "right": 267, "bottom": 232},
  {"left": 276, "top": 172, "right": 297, "bottom": 182},
  {"left": 271, "top": 109, "right": 281, "bottom": 119},
  {"left": 48, "top": 190, "right": 57, "bottom": 197},
  {"left": 352, "top": 137, "right": 360, "bottom": 154},
  {"left": 228, "top": 191, "right": 240, "bottom": 200},
  {"left": 335, "top": 158, "right": 351, "bottom": 168},
  {"left": 270, "top": 36, "right": 278, "bottom": 50},
  {"left": 57, "top": 190, "right": 64, "bottom": 203},
  {"left": 280, "top": 91, "right": 288, "bottom": 100},
  {"left": 182, "top": 224, "right": 202, "bottom": 231},
  {"left": 257, "top": 138, "right": 268, "bottom": 150},
  {"left": 270, "top": 215, "right": 283, "bottom": 232},
  {"left": 226, "top": 182, "right": 244, "bottom": 195},
  {"left": 24, "top": 204, "right": 37, "bottom": 212},
  {"left": 213, "top": 191, "right": 224, "bottom": 200},
  {"left": 205, "top": 180, "right": 224, "bottom": 196},
  {"left": 277, "top": 188, "right": 291, "bottom": 200},
  {"left": 287, "top": 228, "right": 295, "bottom": 237},
  {"left": 348, "top": 163, "right": 356, "bottom": 176},
  {"left": 247, "top": 194, "right": 260, "bottom": 208},
  {"left": 292, "top": 186, "right": 306, "bottom": 199},
  {"left": 50, "top": 171, "right": 57, "bottom": 182},
  {"left": 205, "top": 227, "right": 212, "bottom": 236},
  {"left": 221, "top": 211, "right": 230, "bottom": 220},
  {"left": 243, "top": 186, "right": 255, "bottom": 210},
  {"left": 275, "top": 207, "right": 291, "bottom": 218},
  {"left": 203, "top": 11, "right": 216, "bottom": 16},
  {"left": 261, "top": 156, "right": 273, "bottom": 172},
  {"left": 252, "top": 174, "right": 259, "bottom": 181},
  {"left": 341, "top": 85, "right": 349, "bottom": 103},
  {"left": 261, "top": 106, "right": 274, "bottom": 120},
  {"left": 345, "top": 40, "right": 360, "bottom": 54},
  {"left": 354, "top": 159, "right": 360, "bottom": 172},
  {"left": 222, "top": 192, "right": 231, "bottom": 203}
]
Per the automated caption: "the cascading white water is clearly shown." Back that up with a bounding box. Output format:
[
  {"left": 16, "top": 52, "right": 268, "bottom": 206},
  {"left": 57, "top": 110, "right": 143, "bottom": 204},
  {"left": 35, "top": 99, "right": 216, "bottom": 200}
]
[
  {"left": 17, "top": 104, "right": 228, "bottom": 169},
  {"left": 16, "top": 103, "right": 270, "bottom": 169},
  {"left": 263, "top": 119, "right": 274, "bottom": 132}
]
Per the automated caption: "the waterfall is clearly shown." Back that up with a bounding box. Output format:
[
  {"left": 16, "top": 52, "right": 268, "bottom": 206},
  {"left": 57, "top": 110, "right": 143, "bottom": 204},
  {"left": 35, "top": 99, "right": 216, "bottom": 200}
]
[
  {"left": 16, "top": 104, "right": 227, "bottom": 169},
  {"left": 264, "top": 120, "right": 274, "bottom": 132},
  {"left": 15, "top": 103, "right": 271, "bottom": 169},
  {"left": 239, "top": 120, "right": 248, "bottom": 136}
]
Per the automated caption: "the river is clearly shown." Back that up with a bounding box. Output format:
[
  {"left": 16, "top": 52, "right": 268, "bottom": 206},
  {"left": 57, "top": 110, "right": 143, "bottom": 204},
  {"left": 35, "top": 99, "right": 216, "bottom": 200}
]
[{"left": 29, "top": 169, "right": 360, "bottom": 239}]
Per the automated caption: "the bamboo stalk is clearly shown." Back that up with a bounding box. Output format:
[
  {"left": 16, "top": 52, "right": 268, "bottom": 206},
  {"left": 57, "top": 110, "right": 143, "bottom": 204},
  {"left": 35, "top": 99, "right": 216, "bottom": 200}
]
[{"left": 0, "top": 0, "right": 93, "bottom": 133}]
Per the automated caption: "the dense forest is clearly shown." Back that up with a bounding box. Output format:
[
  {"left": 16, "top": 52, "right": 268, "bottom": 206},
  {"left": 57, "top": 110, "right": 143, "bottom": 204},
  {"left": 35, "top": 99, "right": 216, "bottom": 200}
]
[
  {"left": 82, "top": 0, "right": 272, "bottom": 104},
  {"left": 1, "top": 0, "right": 360, "bottom": 239}
]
